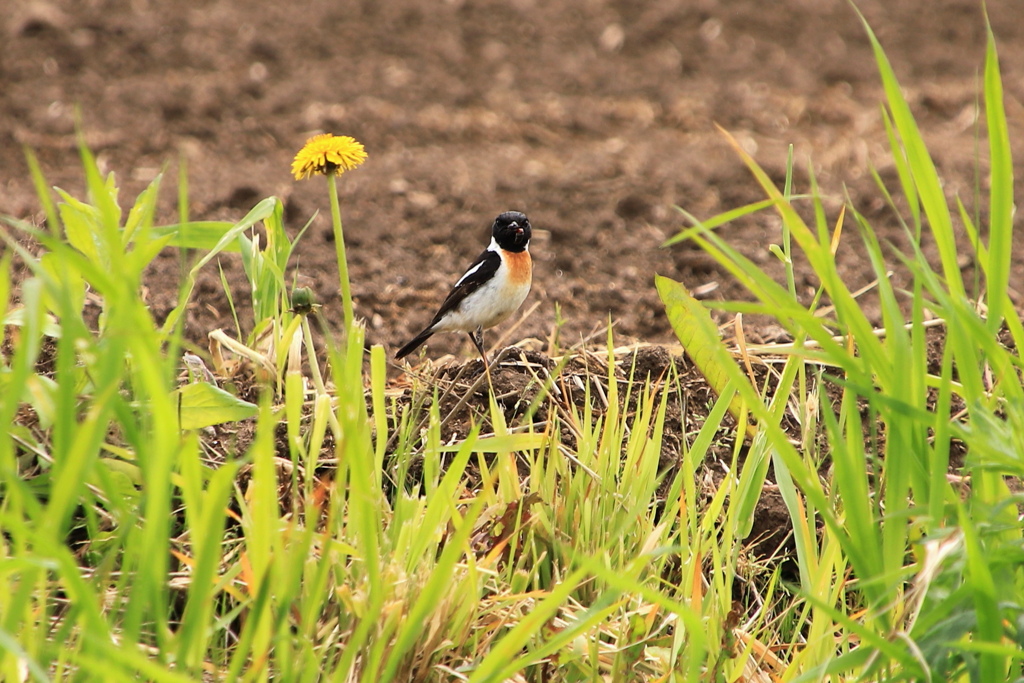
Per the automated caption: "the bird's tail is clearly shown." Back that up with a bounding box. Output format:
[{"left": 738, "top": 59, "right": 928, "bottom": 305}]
[{"left": 395, "top": 327, "right": 434, "bottom": 359}]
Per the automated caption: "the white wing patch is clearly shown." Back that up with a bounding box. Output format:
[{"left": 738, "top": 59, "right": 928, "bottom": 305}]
[
  {"left": 453, "top": 260, "right": 486, "bottom": 288},
  {"left": 433, "top": 244, "right": 531, "bottom": 333},
  {"left": 453, "top": 238, "right": 499, "bottom": 287}
]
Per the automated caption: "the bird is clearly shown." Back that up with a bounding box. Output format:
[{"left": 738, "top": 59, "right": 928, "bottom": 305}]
[{"left": 396, "top": 211, "right": 533, "bottom": 363}]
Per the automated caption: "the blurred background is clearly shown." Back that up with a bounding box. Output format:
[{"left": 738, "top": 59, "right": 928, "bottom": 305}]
[{"left": 3, "top": 0, "right": 1022, "bottom": 354}]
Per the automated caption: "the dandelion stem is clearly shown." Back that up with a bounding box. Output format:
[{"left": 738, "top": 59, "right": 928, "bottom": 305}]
[
  {"left": 301, "top": 316, "right": 328, "bottom": 396},
  {"left": 326, "top": 171, "right": 354, "bottom": 332}
]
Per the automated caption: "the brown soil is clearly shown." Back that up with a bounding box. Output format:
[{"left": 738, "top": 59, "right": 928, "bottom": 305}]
[
  {"left": 6, "top": 0, "right": 1024, "bottom": 350},
  {"left": 4, "top": 1, "right": 1024, "bottom": 564}
]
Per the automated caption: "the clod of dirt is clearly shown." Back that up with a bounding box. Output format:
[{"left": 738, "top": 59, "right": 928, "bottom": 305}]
[
  {"left": 620, "top": 344, "right": 676, "bottom": 380},
  {"left": 10, "top": 3, "right": 70, "bottom": 37}
]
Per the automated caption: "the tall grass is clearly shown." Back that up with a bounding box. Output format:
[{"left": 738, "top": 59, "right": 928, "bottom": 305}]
[{"left": 661, "top": 11, "right": 1024, "bottom": 681}]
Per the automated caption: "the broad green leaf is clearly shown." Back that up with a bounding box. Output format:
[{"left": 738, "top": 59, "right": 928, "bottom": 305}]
[
  {"left": 23, "top": 374, "right": 58, "bottom": 430},
  {"left": 122, "top": 172, "right": 162, "bottom": 247},
  {"left": 656, "top": 274, "right": 753, "bottom": 436},
  {"left": 55, "top": 189, "right": 102, "bottom": 265},
  {"left": 77, "top": 137, "right": 122, "bottom": 260},
  {"left": 91, "top": 457, "right": 143, "bottom": 507},
  {"left": 3, "top": 307, "right": 63, "bottom": 339},
  {"left": 152, "top": 221, "right": 243, "bottom": 252},
  {"left": 173, "top": 382, "right": 258, "bottom": 430},
  {"left": 126, "top": 233, "right": 176, "bottom": 276}
]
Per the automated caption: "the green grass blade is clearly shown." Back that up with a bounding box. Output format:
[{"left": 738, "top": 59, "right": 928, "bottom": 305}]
[
  {"left": 958, "top": 504, "right": 1005, "bottom": 681},
  {"left": 982, "top": 18, "right": 1013, "bottom": 332},
  {"left": 855, "top": 7, "right": 964, "bottom": 301},
  {"left": 22, "top": 149, "right": 60, "bottom": 237},
  {"left": 467, "top": 568, "right": 590, "bottom": 682},
  {"left": 663, "top": 197, "right": 778, "bottom": 246}
]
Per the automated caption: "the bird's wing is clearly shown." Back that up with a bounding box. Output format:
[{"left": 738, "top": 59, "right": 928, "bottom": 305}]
[{"left": 429, "top": 249, "right": 502, "bottom": 326}]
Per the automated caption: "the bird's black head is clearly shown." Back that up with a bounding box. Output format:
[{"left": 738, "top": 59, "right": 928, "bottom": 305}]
[{"left": 492, "top": 211, "right": 531, "bottom": 252}]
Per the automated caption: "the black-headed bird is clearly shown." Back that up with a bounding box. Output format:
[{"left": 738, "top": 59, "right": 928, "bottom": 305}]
[{"left": 396, "top": 211, "right": 533, "bottom": 362}]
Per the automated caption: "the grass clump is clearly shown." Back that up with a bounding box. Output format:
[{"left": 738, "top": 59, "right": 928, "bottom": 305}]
[{"left": 660, "top": 11, "right": 1024, "bottom": 682}]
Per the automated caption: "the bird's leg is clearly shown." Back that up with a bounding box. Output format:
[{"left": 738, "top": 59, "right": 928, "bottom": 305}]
[
  {"left": 468, "top": 327, "right": 494, "bottom": 391},
  {"left": 469, "top": 327, "right": 487, "bottom": 363}
]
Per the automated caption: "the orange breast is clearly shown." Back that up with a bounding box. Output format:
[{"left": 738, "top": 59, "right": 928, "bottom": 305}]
[{"left": 504, "top": 250, "right": 532, "bottom": 286}]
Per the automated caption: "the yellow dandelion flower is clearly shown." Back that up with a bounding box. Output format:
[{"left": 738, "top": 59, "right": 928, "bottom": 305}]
[{"left": 291, "top": 133, "right": 368, "bottom": 180}]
